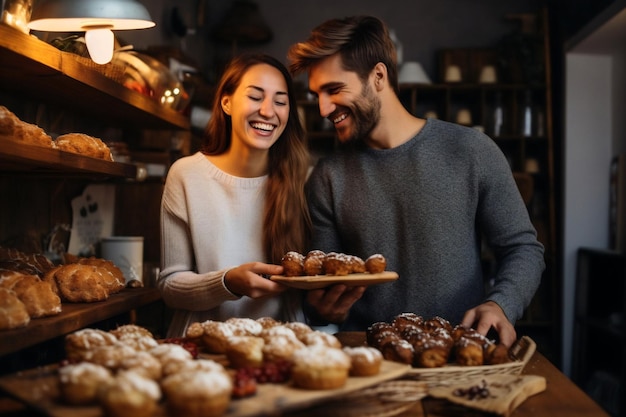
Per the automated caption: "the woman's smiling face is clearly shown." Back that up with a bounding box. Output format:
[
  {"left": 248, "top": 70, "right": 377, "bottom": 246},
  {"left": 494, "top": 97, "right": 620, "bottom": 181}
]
[{"left": 221, "top": 63, "right": 290, "bottom": 152}]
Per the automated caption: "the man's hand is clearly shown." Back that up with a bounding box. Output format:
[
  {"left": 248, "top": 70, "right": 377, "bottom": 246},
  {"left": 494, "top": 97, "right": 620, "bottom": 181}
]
[
  {"left": 305, "top": 284, "right": 366, "bottom": 324},
  {"left": 461, "top": 301, "right": 517, "bottom": 347}
]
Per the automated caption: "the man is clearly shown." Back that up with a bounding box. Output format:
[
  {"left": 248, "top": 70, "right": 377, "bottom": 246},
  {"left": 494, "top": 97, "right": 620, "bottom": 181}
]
[{"left": 287, "top": 15, "right": 544, "bottom": 346}]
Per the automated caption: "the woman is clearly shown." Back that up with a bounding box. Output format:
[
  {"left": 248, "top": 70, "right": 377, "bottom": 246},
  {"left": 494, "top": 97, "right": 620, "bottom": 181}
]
[{"left": 159, "top": 54, "right": 311, "bottom": 337}]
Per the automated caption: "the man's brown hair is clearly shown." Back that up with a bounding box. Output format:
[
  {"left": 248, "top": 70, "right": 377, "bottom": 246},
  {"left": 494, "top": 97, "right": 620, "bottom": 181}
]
[{"left": 287, "top": 15, "right": 399, "bottom": 94}]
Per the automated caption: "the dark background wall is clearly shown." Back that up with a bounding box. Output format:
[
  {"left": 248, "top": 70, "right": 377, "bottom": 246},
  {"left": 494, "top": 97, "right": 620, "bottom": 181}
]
[{"left": 117, "top": 0, "right": 548, "bottom": 85}]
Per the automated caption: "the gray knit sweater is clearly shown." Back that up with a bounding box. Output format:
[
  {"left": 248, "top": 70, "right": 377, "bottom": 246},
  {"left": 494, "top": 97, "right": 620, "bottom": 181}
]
[{"left": 306, "top": 118, "right": 545, "bottom": 330}]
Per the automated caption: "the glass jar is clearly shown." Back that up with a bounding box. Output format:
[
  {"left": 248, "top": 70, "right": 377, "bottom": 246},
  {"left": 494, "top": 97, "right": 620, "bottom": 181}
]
[{"left": 1, "top": 0, "right": 32, "bottom": 34}]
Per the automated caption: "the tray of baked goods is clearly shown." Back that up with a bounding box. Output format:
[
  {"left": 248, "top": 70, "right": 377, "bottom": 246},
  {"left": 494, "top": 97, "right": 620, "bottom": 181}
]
[
  {"left": 366, "top": 313, "right": 536, "bottom": 388},
  {"left": 0, "top": 319, "right": 415, "bottom": 417},
  {"left": 270, "top": 250, "right": 399, "bottom": 290},
  {"left": 0, "top": 105, "right": 135, "bottom": 177},
  {"left": 0, "top": 246, "right": 142, "bottom": 332}
]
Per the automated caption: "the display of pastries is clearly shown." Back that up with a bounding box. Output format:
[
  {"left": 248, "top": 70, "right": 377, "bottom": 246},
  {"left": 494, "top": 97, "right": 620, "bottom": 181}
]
[
  {"left": 0, "top": 246, "right": 132, "bottom": 331},
  {"left": 281, "top": 250, "right": 387, "bottom": 276},
  {"left": 0, "top": 105, "right": 115, "bottom": 161},
  {"left": 0, "top": 105, "right": 54, "bottom": 148},
  {"left": 58, "top": 325, "right": 233, "bottom": 416},
  {"left": 366, "top": 313, "right": 513, "bottom": 368}
]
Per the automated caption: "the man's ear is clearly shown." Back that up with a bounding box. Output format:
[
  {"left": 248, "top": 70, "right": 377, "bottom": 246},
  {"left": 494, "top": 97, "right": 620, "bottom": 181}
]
[
  {"left": 221, "top": 95, "right": 231, "bottom": 115},
  {"left": 372, "top": 62, "right": 388, "bottom": 91}
]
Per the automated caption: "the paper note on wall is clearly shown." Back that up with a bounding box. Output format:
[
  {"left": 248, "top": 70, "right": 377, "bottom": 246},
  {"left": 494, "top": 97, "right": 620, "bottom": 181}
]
[{"left": 68, "top": 184, "right": 115, "bottom": 256}]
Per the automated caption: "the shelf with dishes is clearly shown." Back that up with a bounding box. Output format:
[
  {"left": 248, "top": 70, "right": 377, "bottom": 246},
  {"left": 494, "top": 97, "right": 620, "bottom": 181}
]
[{"left": 0, "top": 24, "right": 189, "bottom": 131}]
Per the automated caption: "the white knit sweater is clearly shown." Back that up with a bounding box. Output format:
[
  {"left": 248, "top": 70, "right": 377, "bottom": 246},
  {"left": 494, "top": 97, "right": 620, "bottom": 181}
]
[{"left": 159, "top": 152, "right": 300, "bottom": 337}]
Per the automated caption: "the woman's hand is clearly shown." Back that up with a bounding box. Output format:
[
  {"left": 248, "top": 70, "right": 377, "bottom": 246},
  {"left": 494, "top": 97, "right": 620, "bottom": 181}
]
[
  {"left": 223, "top": 262, "right": 287, "bottom": 298},
  {"left": 461, "top": 301, "right": 517, "bottom": 347}
]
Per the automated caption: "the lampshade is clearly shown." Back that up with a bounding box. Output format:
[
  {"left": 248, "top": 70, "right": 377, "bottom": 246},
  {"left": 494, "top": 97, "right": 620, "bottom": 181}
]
[
  {"left": 398, "top": 61, "right": 431, "bottom": 84},
  {"left": 27, "top": 0, "right": 155, "bottom": 64},
  {"left": 28, "top": 0, "right": 154, "bottom": 31}
]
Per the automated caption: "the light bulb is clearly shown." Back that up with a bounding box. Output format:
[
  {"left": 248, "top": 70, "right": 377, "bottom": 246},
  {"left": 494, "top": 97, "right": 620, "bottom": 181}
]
[{"left": 85, "top": 28, "right": 114, "bottom": 64}]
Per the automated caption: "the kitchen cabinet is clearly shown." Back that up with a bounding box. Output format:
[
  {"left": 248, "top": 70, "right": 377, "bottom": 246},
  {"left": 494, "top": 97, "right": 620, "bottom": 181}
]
[
  {"left": 300, "top": 8, "right": 559, "bottom": 363},
  {"left": 572, "top": 248, "right": 625, "bottom": 416},
  {"left": 0, "top": 24, "right": 186, "bottom": 366}
]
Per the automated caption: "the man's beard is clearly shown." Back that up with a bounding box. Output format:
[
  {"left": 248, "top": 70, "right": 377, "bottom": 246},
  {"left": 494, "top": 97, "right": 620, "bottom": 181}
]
[{"left": 338, "top": 82, "right": 380, "bottom": 145}]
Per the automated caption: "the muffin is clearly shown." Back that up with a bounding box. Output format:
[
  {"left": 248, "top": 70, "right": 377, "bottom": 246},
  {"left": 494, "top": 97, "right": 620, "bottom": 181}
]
[
  {"left": 87, "top": 342, "right": 137, "bottom": 370},
  {"left": 225, "top": 335, "right": 265, "bottom": 368},
  {"left": 98, "top": 370, "right": 161, "bottom": 417},
  {"left": 149, "top": 343, "right": 193, "bottom": 376},
  {"left": 58, "top": 362, "right": 113, "bottom": 405},
  {"left": 291, "top": 345, "right": 351, "bottom": 390},
  {"left": 199, "top": 320, "right": 236, "bottom": 353},
  {"left": 301, "top": 330, "right": 342, "bottom": 348},
  {"left": 162, "top": 369, "right": 233, "bottom": 417},
  {"left": 109, "top": 324, "right": 153, "bottom": 339},
  {"left": 225, "top": 317, "right": 263, "bottom": 336},
  {"left": 118, "top": 351, "right": 163, "bottom": 380},
  {"left": 343, "top": 346, "right": 383, "bottom": 376},
  {"left": 64, "top": 328, "right": 118, "bottom": 362}
]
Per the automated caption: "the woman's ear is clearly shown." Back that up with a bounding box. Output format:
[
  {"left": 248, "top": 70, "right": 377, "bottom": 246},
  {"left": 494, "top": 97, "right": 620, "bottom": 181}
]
[{"left": 221, "top": 95, "right": 232, "bottom": 115}]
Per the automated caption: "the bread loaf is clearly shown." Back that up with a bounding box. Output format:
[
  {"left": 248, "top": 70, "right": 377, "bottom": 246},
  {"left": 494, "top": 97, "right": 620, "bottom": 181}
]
[
  {"left": 0, "top": 246, "right": 56, "bottom": 277},
  {"left": 0, "top": 105, "right": 54, "bottom": 148},
  {"left": 0, "top": 287, "right": 30, "bottom": 330},
  {"left": 44, "top": 264, "right": 111, "bottom": 303},
  {"left": 0, "top": 269, "right": 62, "bottom": 318},
  {"left": 55, "top": 133, "right": 113, "bottom": 161}
]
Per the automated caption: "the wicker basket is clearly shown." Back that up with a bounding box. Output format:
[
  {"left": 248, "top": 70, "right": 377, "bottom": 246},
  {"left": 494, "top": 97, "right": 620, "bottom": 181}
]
[
  {"left": 296, "top": 380, "right": 429, "bottom": 417},
  {"left": 404, "top": 335, "right": 536, "bottom": 387},
  {"left": 74, "top": 55, "right": 126, "bottom": 84}
]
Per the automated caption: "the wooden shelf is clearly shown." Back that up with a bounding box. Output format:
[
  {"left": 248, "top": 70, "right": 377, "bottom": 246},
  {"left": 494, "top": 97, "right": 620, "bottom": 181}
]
[
  {"left": 0, "top": 288, "right": 161, "bottom": 357},
  {"left": 0, "top": 137, "right": 137, "bottom": 178},
  {"left": 0, "top": 25, "right": 189, "bottom": 131}
]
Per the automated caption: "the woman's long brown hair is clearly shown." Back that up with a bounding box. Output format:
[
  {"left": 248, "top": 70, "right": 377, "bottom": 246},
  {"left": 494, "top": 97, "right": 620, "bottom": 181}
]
[{"left": 202, "top": 54, "right": 311, "bottom": 263}]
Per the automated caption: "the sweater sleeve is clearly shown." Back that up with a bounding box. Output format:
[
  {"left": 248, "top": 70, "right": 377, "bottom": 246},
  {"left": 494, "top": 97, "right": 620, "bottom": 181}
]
[
  {"left": 158, "top": 158, "right": 239, "bottom": 311},
  {"left": 475, "top": 137, "right": 545, "bottom": 322}
]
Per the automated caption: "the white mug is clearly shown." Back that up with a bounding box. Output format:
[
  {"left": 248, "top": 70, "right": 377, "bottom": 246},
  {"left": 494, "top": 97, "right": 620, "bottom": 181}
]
[{"left": 101, "top": 236, "right": 144, "bottom": 283}]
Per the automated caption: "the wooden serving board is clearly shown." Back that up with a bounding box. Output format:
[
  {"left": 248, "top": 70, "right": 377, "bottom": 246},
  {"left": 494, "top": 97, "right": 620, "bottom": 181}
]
[
  {"left": 269, "top": 271, "right": 399, "bottom": 290},
  {"left": 0, "top": 360, "right": 410, "bottom": 417}
]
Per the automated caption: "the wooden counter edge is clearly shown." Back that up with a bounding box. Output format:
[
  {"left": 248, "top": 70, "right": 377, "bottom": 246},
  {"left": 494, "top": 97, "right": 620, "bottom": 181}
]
[{"left": 0, "top": 287, "right": 161, "bottom": 357}]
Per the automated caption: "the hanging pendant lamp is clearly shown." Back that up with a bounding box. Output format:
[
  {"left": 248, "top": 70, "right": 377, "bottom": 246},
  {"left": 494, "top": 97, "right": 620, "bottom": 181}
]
[{"left": 27, "top": 0, "right": 155, "bottom": 64}]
